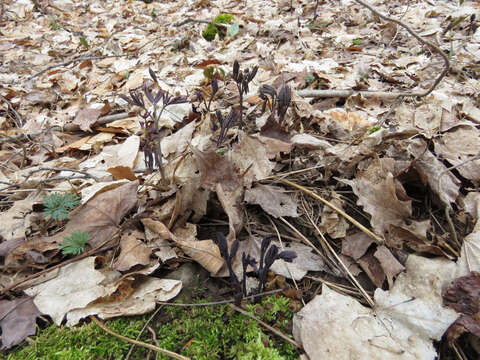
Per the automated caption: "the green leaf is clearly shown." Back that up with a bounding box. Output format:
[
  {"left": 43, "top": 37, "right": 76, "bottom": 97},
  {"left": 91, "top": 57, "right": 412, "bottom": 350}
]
[
  {"left": 79, "top": 37, "right": 89, "bottom": 49},
  {"left": 59, "top": 231, "right": 90, "bottom": 255},
  {"left": 228, "top": 23, "right": 239, "bottom": 37},
  {"left": 43, "top": 193, "right": 80, "bottom": 220},
  {"left": 203, "top": 67, "right": 215, "bottom": 80},
  {"left": 50, "top": 22, "right": 61, "bottom": 31},
  {"left": 214, "top": 13, "right": 233, "bottom": 24},
  {"left": 367, "top": 125, "right": 381, "bottom": 134}
]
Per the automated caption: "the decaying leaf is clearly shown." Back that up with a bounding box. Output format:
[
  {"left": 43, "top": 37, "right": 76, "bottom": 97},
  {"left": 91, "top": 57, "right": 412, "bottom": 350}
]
[
  {"left": 244, "top": 184, "right": 299, "bottom": 218},
  {"left": 24, "top": 257, "right": 121, "bottom": 325},
  {"left": 443, "top": 271, "right": 480, "bottom": 341},
  {"left": 294, "top": 255, "right": 459, "bottom": 360},
  {"left": 113, "top": 230, "right": 152, "bottom": 272},
  {"left": 142, "top": 218, "right": 223, "bottom": 274},
  {"left": 340, "top": 158, "right": 412, "bottom": 236},
  {"left": 0, "top": 296, "right": 42, "bottom": 350}
]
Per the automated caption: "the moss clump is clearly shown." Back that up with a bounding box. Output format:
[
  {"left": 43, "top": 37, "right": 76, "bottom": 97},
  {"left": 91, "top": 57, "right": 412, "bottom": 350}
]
[
  {"left": 202, "top": 13, "right": 234, "bottom": 41},
  {"left": 6, "top": 295, "right": 298, "bottom": 360},
  {"left": 6, "top": 317, "right": 149, "bottom": 360}
]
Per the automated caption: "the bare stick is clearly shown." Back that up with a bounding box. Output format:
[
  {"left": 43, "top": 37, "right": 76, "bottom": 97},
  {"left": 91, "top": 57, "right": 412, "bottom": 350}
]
[
  {"left": 229, "top": 304, "right": 302, "bottom": 350},
  {"left": 125, "top": 305, "right": 164, "bottom": 360},
  {"left": 90, "top": 316, "right": 189, "bottom": 360},
  {"left": 299, "top": 1, "right": 450, "bottom": 100},
  {"left": 0, "top": 94, "right": 24, "bottom": 127},
  {"left": 281, "top": 179, "right": 384, "bottom": 244}
]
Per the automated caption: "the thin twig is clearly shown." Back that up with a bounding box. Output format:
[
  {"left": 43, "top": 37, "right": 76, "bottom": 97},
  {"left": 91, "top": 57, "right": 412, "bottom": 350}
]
[
  {"left": 299, "top": 212, "right": 375, "bottom": 307},
  {"left": 23, "top": 167, "right": 100, "bottom": 183},
  {"left": 0, "top": 229, "right": 120, "bottom": 295},
  {"left": 175, "top": 18, "right": 228, "bottom": 29},
  {"left": 281, "top": 179, "right": 384, "bottom": 244},
  {"left": 156, "top": 288, "right": 286, "bottom": 307},
  {"left": 0, "top": 94, "right": 24, "bottom": 127},
  {"left": 27, "top": 55, "right": 128, "bottom": 81},
  {"left": 124, "top": 305, "right": 164, "bottom": 360},
  {"left": 90, "top": 316, "right": 189, "bottom": 360},
  {"left": 229, "top": 304, "right": 302, "bottom": 350},
  {"left": 445, "top": 205, "right": 460, "bottom": 248},
  {"left": 0, "top": 112, "right": 129, "bottom": 145},
  {"left": 299, "top": 0, "right": 450, "bottom": 100}
]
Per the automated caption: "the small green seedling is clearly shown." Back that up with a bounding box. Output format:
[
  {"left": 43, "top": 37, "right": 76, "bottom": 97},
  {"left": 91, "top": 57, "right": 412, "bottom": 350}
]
[
  {"left": 59, "top": 230, "right": 90, "bottom": 255},
  {"left": 367, "top": 125, "right": 381, "bottom": 134},
  {"left": 352, "top": 39, "right": 362, "bottom": 45},
  {"left": 202, "top": 13, "right": 237, "bottom": 41},
  {"left": 79, "top": 37, "right": 89, "bottom": 49},
  {"left": 43, "top": 193, "right": 80, "bottom": 221},
  {"left": 50, "top": 22, "right": 61, "bottom": 30}
]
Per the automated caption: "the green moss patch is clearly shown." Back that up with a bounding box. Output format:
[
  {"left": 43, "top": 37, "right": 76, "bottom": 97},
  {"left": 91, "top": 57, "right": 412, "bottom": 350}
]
[{"left": 6, "top": 296, "right": 298, "bottom": 360}]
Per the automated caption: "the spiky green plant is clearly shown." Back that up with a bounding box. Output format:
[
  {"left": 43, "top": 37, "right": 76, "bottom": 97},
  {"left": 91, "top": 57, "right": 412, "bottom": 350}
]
[{"left": 43, "top": 193, "right": 80, "bottom": 220}]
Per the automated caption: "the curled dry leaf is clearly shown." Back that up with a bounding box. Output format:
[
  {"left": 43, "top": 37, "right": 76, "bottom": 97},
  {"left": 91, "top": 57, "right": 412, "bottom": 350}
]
[
  {"left": 24, "top": 257, "right": 121, "bottom": 325},
  {"left": 113, "top": 230, "right": 152, "bottom": 272},
  {"left": 141, "top": 218, "right": 223, "bottom": 274},
  {"left": 408, "top": 138, "right": 460, "bottom": 205},
  {"left": 434, "top": 126, "right": 480, "bottom": 181},
  {"left": 340, "top": 157, "right": 412, "bottom": 236}
]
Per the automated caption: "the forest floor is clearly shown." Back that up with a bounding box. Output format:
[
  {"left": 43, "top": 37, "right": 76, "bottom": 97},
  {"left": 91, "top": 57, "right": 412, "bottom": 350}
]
[{"left": 1, "top": 0, "right": 480, "bottom": 359}]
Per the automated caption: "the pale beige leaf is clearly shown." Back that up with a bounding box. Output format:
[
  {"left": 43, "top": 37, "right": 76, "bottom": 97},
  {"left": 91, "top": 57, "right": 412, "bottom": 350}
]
[
  {"left": 113, "top": 231, "right": 152, "bottom": 271},
  {"left": 244, "top": 184, "right": 298, "bottom": 218}
]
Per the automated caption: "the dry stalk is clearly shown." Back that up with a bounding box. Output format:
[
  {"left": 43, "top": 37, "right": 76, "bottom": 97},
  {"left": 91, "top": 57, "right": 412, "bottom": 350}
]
[
  {"left": 279, "top": 216, "right": 375, "bottom": 308},
  {"left": 281, "top": 179, "right": 384, "bottom": 244},
  {"left": 229, "top": 304, "right": 303, "bottom": 350},
  {"left": 90, "top": 316, "right": 190, "bottom": 360}
]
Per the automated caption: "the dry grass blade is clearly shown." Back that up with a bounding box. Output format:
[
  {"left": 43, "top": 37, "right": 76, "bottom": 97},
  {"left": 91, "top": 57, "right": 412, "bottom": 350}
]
[
  {"left": 90, "top": 316, "right": 190, "bottom": 360},
  {"left": 228, "top": 304, "right": 302, "bottom": 350},
  {"left": 279, "top": 217, "right": 375, "bottom": 308},
  {"left": 281, "top": 179, "right": 383, "bottom": 244}
]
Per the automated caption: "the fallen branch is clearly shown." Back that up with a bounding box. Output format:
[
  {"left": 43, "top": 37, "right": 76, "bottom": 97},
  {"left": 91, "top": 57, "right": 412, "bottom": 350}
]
[
  {"left": 299, "top": 1, "right": 450, "bottom": 100},
  {"left": 355, "top": 0, "right": 449, "bottom": 98}
]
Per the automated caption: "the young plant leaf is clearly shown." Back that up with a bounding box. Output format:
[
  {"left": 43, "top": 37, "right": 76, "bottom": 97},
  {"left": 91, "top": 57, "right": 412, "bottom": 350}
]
[
  {"left": 43, "top": 193, "right": 80, "bottom": 220},
  {"left": 59, "top": 230, "right": 90, "bottom": 255},
  {"left": 228, "top": 23, "right": 239, "bottom": 37}
]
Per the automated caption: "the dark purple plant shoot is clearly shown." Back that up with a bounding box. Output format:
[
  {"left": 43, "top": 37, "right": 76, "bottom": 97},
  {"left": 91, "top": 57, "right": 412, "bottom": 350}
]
[
  {"left": 119, "top": 68, "right": 187, "bottom": 179},
  {"left": 215, "top": 108, "right": 239, "bottom": 148},
  {"left": 259, "top": 84, "right": 291, "bottom": 124},
  {"left": 256, "top": 236, "right": 296, "bottom": 300},
  {"left": 217, "top": 233, "right": 296, "bottom": 305},
  {"left": 195, "top": 78, "right": 219, "bottom": 113},
  {"left": 232, "top": 60, "right": 258, "bottom": 126}
]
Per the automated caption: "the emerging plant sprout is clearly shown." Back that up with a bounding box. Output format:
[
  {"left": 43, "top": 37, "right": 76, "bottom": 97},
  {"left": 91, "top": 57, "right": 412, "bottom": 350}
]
[
  {"left": 217, "top": 233, "right": 296, "bottom": 305},
  {"left": 232, "top": 60, "right": 258, "bottom": 126},
  {"left": 119, "top": 68, "right": 187, "bottom": 180}
]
